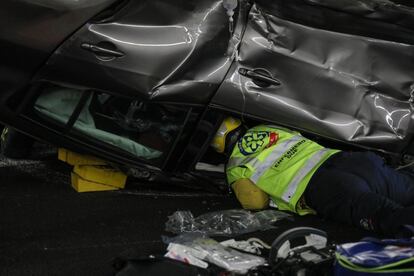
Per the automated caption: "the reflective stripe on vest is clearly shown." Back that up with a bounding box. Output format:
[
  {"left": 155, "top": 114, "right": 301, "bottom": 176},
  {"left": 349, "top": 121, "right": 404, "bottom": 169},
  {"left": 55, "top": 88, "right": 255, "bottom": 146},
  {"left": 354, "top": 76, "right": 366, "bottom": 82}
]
[
  {"left": 250, "top": 135, "right": 303, "bottom": 183},
  {"left": 227, "top": 136, "right": 302, "bottom": 169},
  {"left": 227, "top": 133, "right": 303, "bottom": 169},
  {"left": 281, "top": 148, "right": 330, "bottom": 201}
]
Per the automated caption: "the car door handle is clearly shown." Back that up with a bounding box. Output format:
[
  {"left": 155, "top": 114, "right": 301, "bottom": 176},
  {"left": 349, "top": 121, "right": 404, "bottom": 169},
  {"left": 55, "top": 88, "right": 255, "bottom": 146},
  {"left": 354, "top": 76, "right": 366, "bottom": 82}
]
[
  {"left": 81, "top": 42, "right": 125, "bottom": 58},
  {"left": 239, "top": 68, "right": 281, "bottom": 87}
]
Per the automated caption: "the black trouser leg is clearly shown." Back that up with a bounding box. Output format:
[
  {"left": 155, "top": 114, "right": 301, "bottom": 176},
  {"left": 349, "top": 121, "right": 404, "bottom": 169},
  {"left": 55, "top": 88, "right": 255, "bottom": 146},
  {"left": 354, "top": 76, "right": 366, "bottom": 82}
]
[
  {"left": 305, "top": 152, "right": 414, "bottom": 236},
  {"left": 324, "top": 152, "right": 414, "bottom": 206}
]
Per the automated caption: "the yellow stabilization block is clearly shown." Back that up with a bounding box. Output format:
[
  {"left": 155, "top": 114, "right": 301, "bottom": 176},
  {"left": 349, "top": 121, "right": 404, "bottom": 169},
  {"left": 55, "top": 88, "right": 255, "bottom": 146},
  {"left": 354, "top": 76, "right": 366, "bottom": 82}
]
[
  {"left": 58, "top": 148, "right": 127, "bottom": 193},
  {"left": 71, "top": 172, "right": 120, "bottom": 193},
  {"left": 58, "top": 148, "right": 107, "bottom": 166},
  {"left": 70, "top": 165, "right": 127, "bottom": 193},
  {"left": 73, "top": 165, "right": 127, "bottom": 189}
]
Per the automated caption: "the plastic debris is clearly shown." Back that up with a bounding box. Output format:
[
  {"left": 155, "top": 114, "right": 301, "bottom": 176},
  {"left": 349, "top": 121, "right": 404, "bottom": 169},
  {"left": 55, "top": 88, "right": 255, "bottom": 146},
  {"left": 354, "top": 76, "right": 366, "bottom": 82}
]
[
  {"left": 220, "top": 238, "right": 271, "bottom": 255},
  {"left": 166, "top": 233, "right": 265, "bottom": 274},
  {"left": 165, "top": 209, "right": 291, "bottom": 236},
  {"left": 165, "top": 243, "right": 209, "bottom": 269}
]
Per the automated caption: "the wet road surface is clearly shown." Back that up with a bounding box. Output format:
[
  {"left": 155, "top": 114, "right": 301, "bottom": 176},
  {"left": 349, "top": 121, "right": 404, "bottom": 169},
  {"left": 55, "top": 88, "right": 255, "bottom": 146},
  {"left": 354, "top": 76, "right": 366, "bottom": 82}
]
[{"left": 0, "top": 144, "right": 370, "bottom": 275}]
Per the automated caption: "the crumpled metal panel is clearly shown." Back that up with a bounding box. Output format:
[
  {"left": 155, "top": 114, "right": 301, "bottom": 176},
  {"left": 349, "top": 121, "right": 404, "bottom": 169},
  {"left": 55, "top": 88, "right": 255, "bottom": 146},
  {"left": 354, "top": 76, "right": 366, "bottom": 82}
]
[
  {"left": 212, "top": 2, "right": 414, "bottom": 154},
  {"left": 297, "top": 0, "right": 414, "bottom": 29},
  {"left": 255, "top": 0, "right": 414, "bottom": 46},
  {"left": 37, "top": 0, "right": 240, "bottom": 104}
]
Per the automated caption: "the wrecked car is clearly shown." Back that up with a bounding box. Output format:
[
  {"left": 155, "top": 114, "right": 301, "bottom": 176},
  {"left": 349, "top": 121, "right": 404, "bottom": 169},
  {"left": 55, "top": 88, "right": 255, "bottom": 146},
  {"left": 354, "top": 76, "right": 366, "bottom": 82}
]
[{"left": 1, "top": 0, "right": 414, "bottom": 186}]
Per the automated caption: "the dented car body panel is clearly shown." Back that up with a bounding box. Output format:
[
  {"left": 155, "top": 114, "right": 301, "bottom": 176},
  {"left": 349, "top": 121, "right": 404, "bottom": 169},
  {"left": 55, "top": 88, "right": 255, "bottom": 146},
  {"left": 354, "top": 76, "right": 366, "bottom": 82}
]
[
  {"left": 35, "top": 0, "right": 235, "bottom": 104},
  {"left": 212, "top": 0, "right": 414, "bottom": 154},
  {"left": 0, "top": 0, "right": 414, "bottom": 174}
]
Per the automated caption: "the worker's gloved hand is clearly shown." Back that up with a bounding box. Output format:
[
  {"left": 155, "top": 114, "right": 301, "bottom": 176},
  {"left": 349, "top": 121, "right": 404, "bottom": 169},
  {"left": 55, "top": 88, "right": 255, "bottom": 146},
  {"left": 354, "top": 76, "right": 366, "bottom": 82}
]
[{"left": 232, "top": 179, "right": 269, "bottom": 210}]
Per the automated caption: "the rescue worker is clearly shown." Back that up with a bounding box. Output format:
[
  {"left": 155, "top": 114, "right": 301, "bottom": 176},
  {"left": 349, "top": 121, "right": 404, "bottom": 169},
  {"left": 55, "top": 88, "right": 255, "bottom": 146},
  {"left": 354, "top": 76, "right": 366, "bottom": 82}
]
[{"left": 212, "top": 117, "right": 414, "bottom": 237}]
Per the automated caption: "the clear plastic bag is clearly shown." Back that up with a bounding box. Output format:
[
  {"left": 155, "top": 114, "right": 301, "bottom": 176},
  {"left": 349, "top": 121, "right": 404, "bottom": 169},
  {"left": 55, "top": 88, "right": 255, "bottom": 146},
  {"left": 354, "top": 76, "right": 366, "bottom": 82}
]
[
  {"left": 166, "top": 233, "right": 266, "bottom": 274},
  {"left": 165, "top": 209, "right": 291, "bottom": 236},
  {"left": 254, "top": 209, "right": 291, "bottom": 225}
]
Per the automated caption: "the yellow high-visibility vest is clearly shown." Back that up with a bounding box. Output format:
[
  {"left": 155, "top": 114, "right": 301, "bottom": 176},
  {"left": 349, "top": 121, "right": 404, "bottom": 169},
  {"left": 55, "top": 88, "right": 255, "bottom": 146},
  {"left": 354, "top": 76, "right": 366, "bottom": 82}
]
[{"left": 227, "top": 125, "right": 339, "bottom": 215}]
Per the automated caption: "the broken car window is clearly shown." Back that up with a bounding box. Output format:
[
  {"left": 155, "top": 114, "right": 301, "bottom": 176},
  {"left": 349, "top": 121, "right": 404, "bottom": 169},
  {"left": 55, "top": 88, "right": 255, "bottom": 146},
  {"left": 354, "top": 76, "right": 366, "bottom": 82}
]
[{"left": 34, "top": 86, "right": 186, "bottom": 162}]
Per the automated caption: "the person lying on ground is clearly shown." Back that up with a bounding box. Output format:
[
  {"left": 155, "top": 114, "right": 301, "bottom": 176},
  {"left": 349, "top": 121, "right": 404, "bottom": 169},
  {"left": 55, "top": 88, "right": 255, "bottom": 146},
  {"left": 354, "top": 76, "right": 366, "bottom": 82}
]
[{"left": 212, "top": 117, "right": 414, "bottom": 237}]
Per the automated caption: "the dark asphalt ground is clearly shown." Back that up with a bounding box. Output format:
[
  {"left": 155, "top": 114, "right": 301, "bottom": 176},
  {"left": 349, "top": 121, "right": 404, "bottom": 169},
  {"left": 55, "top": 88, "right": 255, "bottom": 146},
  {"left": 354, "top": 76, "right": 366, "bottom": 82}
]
[{"left": 0, "top": 143, "right": 371, "bottom": 276}]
